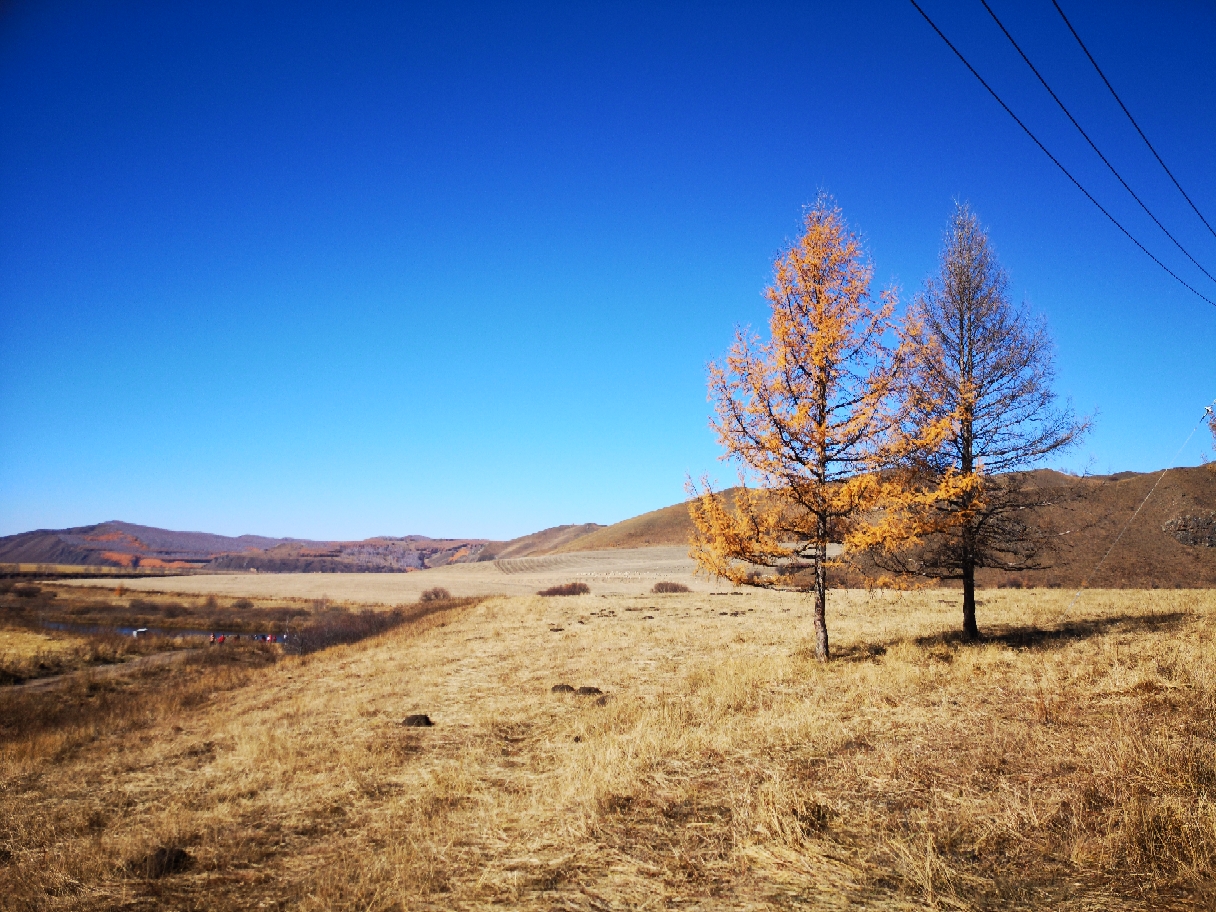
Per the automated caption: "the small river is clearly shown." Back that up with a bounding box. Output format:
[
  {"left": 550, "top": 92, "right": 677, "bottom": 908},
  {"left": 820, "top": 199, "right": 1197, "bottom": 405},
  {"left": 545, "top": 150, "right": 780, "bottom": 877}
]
[{"left": 39, "top": 621, "right": 285, "bottom": 641}]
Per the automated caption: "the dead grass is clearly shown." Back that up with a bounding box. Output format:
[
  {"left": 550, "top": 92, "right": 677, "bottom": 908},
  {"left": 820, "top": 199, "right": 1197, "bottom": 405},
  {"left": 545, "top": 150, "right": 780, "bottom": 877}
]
[
  {"left": 0, "top": 627, "right": 89, "bottom": 660},
  {"left": 0, "top": 630, "right": 197, "bottom": 685},
  {"left": 1, "top": 586, "right": 310, "bottom": 635},
  {"left": 52, "top": 545, "right": 715, "bottom": 601},
  {"left": 2, "top": 588, "right": 1214, "bottom": 910}
]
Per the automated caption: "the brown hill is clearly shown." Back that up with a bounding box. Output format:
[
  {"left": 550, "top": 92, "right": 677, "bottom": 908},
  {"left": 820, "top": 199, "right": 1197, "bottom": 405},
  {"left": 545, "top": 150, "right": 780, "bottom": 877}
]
[
  {"left": 0, "top": 519, "right": 605, "bottom": 573},
  {"left": 554, "top": 503, "right": 697, "bottom": 552},
  {"left": 464, "top": 524, "right": 605, "bottom": 561},
  {"left": 554, "top": 489, "right": 746, "bottom": 553},
  {"left": 5, "top": 468, "right": 1214, "bottom": 585},
  {"left": 558, "top": 469, "right": 1216, "bottom": 588},
  {"left": 0, "top": 522, "right": 489, "bottom": 573},
  {"left": 1015, "top": 466, "right": 1216, "bottom": 588}
]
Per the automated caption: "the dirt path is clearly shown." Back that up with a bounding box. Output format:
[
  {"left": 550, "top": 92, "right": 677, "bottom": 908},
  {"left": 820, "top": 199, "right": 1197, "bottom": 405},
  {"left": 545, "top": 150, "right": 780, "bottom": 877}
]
[{"left": 7, "top": 648, "right": 200, "bottom": 693}]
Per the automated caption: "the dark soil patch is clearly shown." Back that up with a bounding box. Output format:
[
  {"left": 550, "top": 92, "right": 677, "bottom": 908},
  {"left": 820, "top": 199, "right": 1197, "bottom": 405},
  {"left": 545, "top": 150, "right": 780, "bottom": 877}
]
[{"left": 129, "top": 845, "right": 193, "bottom": 879}]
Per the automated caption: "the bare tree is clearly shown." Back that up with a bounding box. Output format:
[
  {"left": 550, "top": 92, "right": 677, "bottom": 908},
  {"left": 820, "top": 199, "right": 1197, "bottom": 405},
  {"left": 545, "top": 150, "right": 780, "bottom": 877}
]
[{"left": 870, "top": 203, "right": 1089, "bottom": 638}]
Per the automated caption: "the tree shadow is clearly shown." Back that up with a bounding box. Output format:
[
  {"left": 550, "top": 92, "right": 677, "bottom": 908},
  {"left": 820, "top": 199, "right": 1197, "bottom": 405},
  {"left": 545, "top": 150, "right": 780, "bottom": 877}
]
[
  {"left": 829, "top": 610, "right": 1192, "bottom": 663},
  {"left": 912, "top": 611, "right": 1191, "bottom": 652},
  {"left": 834, "top": 642, "right": 890, "bottom": 663}
]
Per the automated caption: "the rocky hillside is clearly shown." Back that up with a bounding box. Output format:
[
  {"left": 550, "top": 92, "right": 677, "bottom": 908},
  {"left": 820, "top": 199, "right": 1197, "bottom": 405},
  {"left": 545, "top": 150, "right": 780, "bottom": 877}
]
[{"left": 0, "top": 522, "right": 490, "bottom": 573}]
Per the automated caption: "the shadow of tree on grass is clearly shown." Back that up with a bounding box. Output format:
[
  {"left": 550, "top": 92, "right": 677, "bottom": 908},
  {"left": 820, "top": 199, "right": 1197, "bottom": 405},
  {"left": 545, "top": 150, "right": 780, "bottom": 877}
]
[
  {"left": 917, "top": 611, "right": 1191, "bottom": 651},
  {"left": 831, "top": 611, "right": 1192, "bottom": 662}
]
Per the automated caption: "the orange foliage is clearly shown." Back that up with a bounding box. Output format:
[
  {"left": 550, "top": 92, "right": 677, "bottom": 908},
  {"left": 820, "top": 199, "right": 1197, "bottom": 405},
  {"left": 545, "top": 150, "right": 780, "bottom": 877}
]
[{"left": 688, "top": 197, "right": 915, "bottom": 661}]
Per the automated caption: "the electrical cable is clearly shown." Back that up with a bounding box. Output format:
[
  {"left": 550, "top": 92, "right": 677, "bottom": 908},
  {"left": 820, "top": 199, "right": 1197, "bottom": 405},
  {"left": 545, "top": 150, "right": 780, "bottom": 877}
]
[
  {"left": 1062, "top": 397, "right": 1216, "bottom": 615},
  {"left": 980, "top": 0, "right": 1216, "bottom": 287},
  {"left": 907, "top": 0, "right": 1216, "bottom": 310},
  {"left": 1052, "top": 0, "right": 1216, "bottom": 243}
]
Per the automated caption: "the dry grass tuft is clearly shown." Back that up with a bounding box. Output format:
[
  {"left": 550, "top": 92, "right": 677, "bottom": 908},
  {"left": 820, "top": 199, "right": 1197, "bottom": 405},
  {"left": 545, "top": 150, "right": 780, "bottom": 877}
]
[{"left": 2, "top": 588, "right": 1214, "bottom": 910}]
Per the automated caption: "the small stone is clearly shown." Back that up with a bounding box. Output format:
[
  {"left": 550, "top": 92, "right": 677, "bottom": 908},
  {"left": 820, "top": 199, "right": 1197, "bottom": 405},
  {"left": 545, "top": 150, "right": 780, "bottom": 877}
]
[
  {"left": 551, "top": 684, "right": 576, "bottom": 693},
  {"left": 402, "top": 714, "right": 433, "bottom": 727},
  {"left": 576, "top": 686, "right": 603, "bottom": 696}
]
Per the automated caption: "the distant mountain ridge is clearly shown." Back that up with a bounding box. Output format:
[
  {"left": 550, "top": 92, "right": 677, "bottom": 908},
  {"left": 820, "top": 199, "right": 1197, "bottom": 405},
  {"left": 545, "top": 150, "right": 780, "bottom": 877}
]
[
  {"left": 3, "top": 467, "right": 1215, "bottom": 585},
  {"left": 0, "top": 519, "right": 608, "bottom": 573},
  {"left": 0, "top": 521, "right": 492, "bottom": 572}
]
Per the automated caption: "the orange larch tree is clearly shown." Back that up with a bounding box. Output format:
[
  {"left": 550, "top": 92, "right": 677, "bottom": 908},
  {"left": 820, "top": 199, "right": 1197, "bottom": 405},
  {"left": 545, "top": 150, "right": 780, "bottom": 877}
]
[{"left": 689, "top": 197, "right": 904, "bottom": 662}]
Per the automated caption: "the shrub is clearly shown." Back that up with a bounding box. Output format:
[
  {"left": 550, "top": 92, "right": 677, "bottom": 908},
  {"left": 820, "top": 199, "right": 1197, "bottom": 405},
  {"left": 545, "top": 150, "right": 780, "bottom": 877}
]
[
  {"left": 420, "top": 587, "right": 451, "bottom": 602},
  {"left": 287, "top": 607, "right": 406, "bottom": 655},
  {"left": 538, "top": 582, "right": 590, "bottom": 597},
  {"left": 652, "top": 581, "right": 690, "bottom": 594},
  {"left": 286, "top": 595, "right": 481, "bottom": 655},
  {"left": 232, "top": 598, "right": 254, "bottom": 610}
]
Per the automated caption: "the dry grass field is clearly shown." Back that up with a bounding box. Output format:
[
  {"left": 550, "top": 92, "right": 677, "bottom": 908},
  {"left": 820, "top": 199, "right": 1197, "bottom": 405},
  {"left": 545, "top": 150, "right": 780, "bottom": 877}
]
[
  {"left": 0, "top": 624, "right": 202, "bottom": 687},
  {"left": 55, "top": 546, "right": 716, "bottom": 601},
  {"left": 0, "top": 627, "right": 89, "bottom": 660},
  {"left": 3, "top": 584, "right": 1215, "bottom": 910}
]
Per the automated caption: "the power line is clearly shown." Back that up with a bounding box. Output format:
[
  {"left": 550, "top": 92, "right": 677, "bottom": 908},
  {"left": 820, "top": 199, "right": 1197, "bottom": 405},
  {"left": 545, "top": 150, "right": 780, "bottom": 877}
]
[
  {"left": 980, "top": 0, "right": 1216, "bottom": 287},
  {"left": 1052, "top": 0, "right": 1216, "bottom": 244},
  {"left": 907, "top": 0, "right": 1216, "bottom": 310}
]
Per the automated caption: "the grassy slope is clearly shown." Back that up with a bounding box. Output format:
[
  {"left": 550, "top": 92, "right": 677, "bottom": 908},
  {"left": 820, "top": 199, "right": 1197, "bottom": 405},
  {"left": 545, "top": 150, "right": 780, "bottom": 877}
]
[
  {"left": 559, "top": 469, "right": 1216, "bottom": 587},
  {"left": 1027, "top": 466, "right": 1216, "bottom": 587},
  {"left": 554, "top": 490, "right": 743, "bottom": 553},
  {"left": 476, "top": 523, "right": 606, "bottom": 561},
  {"left": 4, "top": 587, "right": 1215, "bottom": 910}
]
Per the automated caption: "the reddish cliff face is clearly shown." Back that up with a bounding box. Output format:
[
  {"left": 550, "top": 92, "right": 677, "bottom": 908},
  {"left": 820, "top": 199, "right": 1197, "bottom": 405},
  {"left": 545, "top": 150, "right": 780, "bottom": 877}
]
[{"left": 0, "top": 521, "right": 493, "bottom": 573}]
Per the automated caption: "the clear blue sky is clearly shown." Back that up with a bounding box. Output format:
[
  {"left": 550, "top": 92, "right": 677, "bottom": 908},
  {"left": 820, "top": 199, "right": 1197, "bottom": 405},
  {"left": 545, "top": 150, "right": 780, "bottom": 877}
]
[{"left": 2, "top": 1, "right": 1214, "bottom": 540}]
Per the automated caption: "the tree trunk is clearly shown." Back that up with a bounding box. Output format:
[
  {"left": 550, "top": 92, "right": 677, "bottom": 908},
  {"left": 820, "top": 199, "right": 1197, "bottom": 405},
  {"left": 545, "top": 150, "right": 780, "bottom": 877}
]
[
  {"left": 962, "top": 561, "right": 979, "bottom": 640},
  {"left": 813, "top": 531, "right": 830, "bottom": 661},
  {"left": 959, "top": 383, "right": 977, "bottom": 640}
]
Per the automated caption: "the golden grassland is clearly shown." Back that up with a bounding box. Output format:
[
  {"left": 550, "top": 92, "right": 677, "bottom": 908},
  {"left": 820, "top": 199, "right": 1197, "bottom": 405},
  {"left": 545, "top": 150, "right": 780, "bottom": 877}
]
[
  {"left": 0, "top": 627, "right": 89, "bottom": 660},
  {"left": 0, "top": 627, "right": 89, "bottom": 684},
  {"left": 52, "top": 546, "right": 714, "bottom": 601},
  {"left": 0, "top": 626, "right": 202, "bottom": 686},
  {"left": 2, "top": 587, "right": 1214, "bottom": 910}
]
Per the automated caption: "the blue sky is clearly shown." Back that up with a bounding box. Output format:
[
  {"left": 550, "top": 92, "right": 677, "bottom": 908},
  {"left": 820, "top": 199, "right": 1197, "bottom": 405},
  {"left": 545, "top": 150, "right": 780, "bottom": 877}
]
[{"left": 2, "top": 1, "right": 1214, "bottom": 540}]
